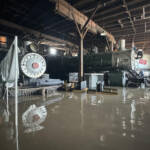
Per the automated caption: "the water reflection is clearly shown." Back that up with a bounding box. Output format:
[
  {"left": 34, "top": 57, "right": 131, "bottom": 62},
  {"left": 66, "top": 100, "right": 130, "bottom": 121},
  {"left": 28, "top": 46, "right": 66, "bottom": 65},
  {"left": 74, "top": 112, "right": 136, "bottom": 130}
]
[
  {"left": 22, "top": 105, "right": 47, "bottom": 133},
  {"left": 90, "top": 95, "right": 104, "bottom": 106},
  {"left": 0, "top": 88, "right": 150, "bottom": 150}
]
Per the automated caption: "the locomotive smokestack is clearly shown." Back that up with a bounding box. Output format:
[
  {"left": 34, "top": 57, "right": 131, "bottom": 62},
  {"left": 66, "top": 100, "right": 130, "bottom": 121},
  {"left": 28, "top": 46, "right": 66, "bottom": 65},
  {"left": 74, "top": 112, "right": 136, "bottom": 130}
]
[{"left": 119, "top": 39, "right": 126, "bottom": 51}]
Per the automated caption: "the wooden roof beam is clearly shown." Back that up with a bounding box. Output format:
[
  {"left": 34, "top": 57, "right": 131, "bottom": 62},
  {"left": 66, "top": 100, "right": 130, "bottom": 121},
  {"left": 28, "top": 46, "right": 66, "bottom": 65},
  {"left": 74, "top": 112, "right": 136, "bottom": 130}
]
[
  {"left": 95, "top": 0, "right": 150, "bottom": 20},
  {"left": 104, "top": 16, "right": 150, "bottom": 30},
  {"left": 114, "top": 31, "right": 150, "bottom": 37},
  {"left": 54, "top": 0, "right": 116, "bottom": 44},
  {"left": 53, "top": 3, "right": 150, "bottom": 34},
  {"left": 122, "top": 0, "right": 136, "bottom": 34},
  {"left": 96, "top": 1, "right": 150, "bottom": 25},
  {"left": 108, "top": 24, "right": 150, "bottom": 33},
  {"left": 0, "top": 18, "right": 78, "bottom": 48},
  {"left": 79, "top": 0, "right": 117, "bottom": 15}
]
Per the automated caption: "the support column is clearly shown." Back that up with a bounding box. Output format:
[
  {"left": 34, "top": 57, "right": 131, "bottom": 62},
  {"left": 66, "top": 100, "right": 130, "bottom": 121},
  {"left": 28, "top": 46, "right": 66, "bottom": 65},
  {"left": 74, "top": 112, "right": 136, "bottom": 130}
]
[
  {"left": 70, "top": 0, "right": 100, "bottom": 88},
  {"left": 111, "top": 42, "right": 114, "bottom": 51},
  {"left": 79, "top": 36, "right": 84, "bottom": 82}
]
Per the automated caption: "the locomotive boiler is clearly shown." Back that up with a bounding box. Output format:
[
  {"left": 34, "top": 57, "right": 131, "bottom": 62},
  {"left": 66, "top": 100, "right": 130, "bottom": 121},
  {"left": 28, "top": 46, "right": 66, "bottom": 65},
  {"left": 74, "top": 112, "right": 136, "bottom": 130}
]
[
  {"left": 46, "top": 49, "right": 150, "bottom": 87},
  {"left": 46, "top": 50, "right": 139, "bottom": 78}
]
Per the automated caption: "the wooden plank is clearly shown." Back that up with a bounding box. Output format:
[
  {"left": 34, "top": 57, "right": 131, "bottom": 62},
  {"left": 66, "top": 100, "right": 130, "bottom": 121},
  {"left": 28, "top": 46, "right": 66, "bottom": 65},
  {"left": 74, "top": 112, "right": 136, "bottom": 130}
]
[{"left": 55, "top": 0, "right": 116, "bottom": 44}]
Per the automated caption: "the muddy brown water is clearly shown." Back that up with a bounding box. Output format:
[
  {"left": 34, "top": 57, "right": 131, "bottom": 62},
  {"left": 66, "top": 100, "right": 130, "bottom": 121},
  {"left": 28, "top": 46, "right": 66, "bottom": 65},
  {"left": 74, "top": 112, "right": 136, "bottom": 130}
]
[{"left": 0, "top": 87, "right": 150, "bottom": 150}]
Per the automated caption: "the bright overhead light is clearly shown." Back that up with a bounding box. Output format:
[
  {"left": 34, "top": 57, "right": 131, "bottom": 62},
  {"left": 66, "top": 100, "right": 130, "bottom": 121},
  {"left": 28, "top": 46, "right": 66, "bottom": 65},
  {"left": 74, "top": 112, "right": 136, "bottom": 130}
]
[
  {"left": 50, "top": 47, "right": 57, "bottom": 55},
  {"left": 101, "top": 32, "right": 106, "bottom": 36}
]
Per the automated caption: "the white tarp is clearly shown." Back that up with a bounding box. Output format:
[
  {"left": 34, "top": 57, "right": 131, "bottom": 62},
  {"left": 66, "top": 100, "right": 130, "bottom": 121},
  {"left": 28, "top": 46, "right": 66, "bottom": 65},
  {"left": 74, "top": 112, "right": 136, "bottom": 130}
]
[
  {"left": 0, "top": 36, "right": 19, "bottom": 150},
  {"left": 0, "top": 38, "right": 19, "bottom": 84}
]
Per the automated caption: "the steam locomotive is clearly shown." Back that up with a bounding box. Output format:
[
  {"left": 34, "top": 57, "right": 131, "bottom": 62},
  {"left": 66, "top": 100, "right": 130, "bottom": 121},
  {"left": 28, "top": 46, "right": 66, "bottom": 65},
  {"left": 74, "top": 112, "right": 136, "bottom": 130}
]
[
  {"left": 46, "top": 49, "right": 150, "bottom": 87},
  {"left": 0, "top": 40, "right": 63, "bottom": 88},
  {"left": 1, "top": 37, "right": 149, "bottom": 87}
]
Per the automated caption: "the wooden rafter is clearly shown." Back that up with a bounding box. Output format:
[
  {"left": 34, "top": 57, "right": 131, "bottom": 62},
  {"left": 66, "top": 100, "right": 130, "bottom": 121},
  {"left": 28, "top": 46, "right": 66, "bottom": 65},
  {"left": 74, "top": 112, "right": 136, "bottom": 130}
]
[
  {"left": 54, "top": 0, "right": 116, "bottom": 44},
  {"left": 0, "top": 18, "right": 78, "bottom": 49}
]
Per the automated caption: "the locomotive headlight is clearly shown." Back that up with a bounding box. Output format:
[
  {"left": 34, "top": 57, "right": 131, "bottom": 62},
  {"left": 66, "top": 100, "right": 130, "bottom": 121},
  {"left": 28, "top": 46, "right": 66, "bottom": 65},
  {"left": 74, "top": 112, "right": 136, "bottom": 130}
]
[
  {"left": 50, "top": 47, "right": 57, "bottom": 55},
  {"left": 21, "top": 53, "right": 46, "bottom": 78}
]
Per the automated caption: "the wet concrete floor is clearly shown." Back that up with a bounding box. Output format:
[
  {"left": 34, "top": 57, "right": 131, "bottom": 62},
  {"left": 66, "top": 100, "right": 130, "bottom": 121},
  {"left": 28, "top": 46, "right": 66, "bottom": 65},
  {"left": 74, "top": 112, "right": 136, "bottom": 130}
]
[{"left": 0, "top": 87, "right": 150, "bottom": 150}]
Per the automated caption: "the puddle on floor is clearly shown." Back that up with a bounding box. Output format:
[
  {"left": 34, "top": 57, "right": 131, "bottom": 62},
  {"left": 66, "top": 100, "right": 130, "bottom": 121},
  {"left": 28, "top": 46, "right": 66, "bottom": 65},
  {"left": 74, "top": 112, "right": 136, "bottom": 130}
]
[{"left": 0, "top": 87, "right": 150, "bottom": 150}]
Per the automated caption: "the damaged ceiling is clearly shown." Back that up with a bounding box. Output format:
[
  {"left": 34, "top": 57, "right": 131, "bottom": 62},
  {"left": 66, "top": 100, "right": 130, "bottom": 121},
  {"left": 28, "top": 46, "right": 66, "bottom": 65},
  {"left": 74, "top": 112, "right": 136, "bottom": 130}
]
[{"left": 0, "top": 0, "right": 150, "bottom": 52}]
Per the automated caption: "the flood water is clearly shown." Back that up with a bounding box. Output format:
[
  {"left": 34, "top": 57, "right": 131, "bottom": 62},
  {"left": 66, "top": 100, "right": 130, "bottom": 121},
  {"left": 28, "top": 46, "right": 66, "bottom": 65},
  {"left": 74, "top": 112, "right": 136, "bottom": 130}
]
[{"left": 0, "top": 87, "right": 150, "bottom": 150}]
